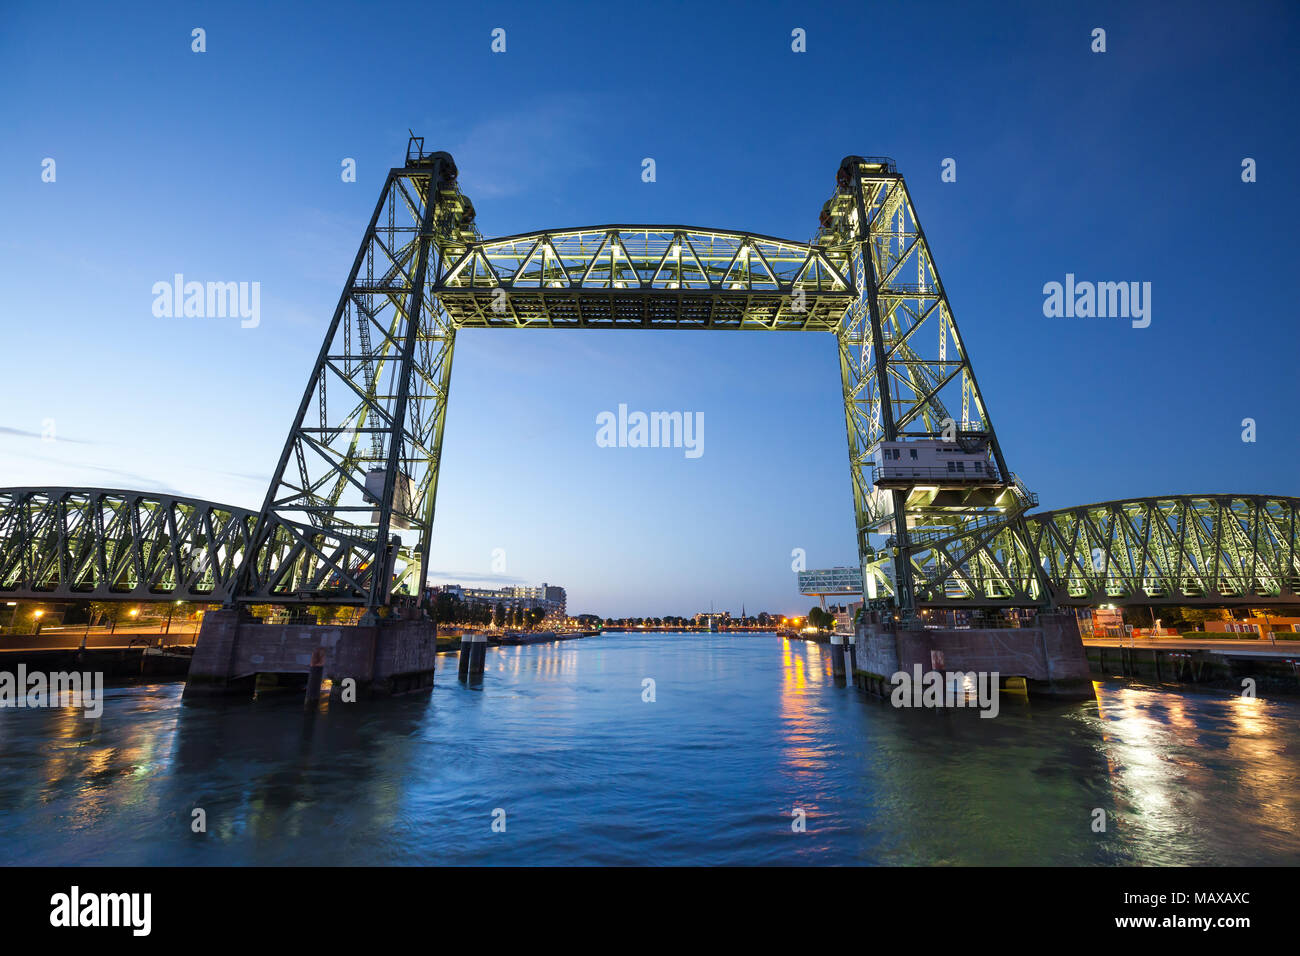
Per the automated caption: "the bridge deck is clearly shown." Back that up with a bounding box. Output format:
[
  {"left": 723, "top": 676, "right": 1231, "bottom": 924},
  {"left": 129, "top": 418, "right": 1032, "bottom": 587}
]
[{"left": 435, "top": 225, "right": 854, "bottom": 331}]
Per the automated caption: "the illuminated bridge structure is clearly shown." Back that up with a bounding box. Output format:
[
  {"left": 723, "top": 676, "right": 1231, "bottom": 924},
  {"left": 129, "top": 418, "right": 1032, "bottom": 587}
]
[{"left": 2, "top": 142, "right": 1297, "bottom": 613}]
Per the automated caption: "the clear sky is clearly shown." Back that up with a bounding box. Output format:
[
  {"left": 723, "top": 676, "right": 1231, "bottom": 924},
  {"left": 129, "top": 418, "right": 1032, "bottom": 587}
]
[{"left": 2, "top": 1, "right": 1297, "bottom": 618}]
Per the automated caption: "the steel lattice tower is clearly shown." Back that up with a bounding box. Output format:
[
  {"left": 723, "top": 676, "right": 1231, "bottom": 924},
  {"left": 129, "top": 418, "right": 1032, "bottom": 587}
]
[
  {"left": 232, "top": 141, "right": 475, "bottom": 609},
  {"left": 822, "top": 157, "right": 1047, "bottom": 613}
]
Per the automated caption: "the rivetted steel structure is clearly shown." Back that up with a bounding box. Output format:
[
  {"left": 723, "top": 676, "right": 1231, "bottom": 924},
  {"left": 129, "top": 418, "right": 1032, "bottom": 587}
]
[
  {"left": 0, "top": 488, "right": 257, "bottom": 600},
  {"left": 2, "top": 140, "right": 1298, "bottom": 612}
]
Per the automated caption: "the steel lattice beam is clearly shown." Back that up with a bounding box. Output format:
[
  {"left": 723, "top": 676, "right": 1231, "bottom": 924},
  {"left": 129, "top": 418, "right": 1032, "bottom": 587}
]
[
  {"left": 437, "top": 226, "right": 853, "bottom": 330},
  {"left": 1020, "top": 495, "right": 1300, "bottom": 607},
  {"left": 0, "top": 488, "right": 258, "bottom": 600},
  {"left": 3, "top": 488, "right": 1295, "bottom": 608}
]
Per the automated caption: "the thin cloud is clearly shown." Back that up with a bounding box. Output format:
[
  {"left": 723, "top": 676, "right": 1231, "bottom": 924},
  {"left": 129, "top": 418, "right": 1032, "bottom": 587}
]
[
  {"left": 214, "top": 468, "right": 272, "bottom": 483},
  {"left": 441, "top": 94, "right": 609, "bottom": 201},
  {"left": 425, "top": 570, "right": 529, "bottom": 586},
  {"left": 6, "top": 450, "right": 191, "bottom": 498},
  {"left": 0, "top": 425, "right": 94, "bottom": 444}
]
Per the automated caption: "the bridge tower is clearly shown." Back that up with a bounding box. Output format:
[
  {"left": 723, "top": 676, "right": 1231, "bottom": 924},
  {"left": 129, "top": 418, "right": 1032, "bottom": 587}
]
[
  {"left": 821, "top": 157, "right": 1049, "bottom": 615},
  {"left": 232, "top": 138, "right": 473, "bottom": 610}
]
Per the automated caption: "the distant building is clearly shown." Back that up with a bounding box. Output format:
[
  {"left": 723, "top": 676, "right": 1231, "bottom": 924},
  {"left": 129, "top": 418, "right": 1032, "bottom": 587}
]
[
  {"left": 433, "top": 582, "right": 566, "bottom": 620},
  {"left": 798, "top": 567, "right": 863, "bottom": 598},
  {"left": 826, "top": 601, "right": 863, "bottom": 632},
  {"left": 693, "top": 611, "right": 730, "bottom": 626}
]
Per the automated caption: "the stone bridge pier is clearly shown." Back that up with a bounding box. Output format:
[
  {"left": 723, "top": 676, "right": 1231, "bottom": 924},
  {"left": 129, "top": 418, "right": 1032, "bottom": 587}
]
[
  {"left": 183, "top": 609, "right": 437, "bottom": 700},
  {"left": 853, "top": 610, "right": 1095, "bottom": 700}
]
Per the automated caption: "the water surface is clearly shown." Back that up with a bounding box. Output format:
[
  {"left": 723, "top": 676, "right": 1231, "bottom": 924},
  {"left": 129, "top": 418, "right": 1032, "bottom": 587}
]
[{"left": 1, "top": 633, "right": 1297, "bottom": 865}]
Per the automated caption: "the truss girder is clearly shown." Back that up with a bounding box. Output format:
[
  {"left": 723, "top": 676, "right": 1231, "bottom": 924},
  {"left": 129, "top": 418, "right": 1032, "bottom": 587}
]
[
  {"left": 900, "top": 494, "right": 1300, "bottom": 607},
  {"left": 0, "top": 488, "right": 259, "bottom": 600},
  {"left": 436, "top": 226, "right": 854, "bottom": 330},
  {"left": 1020, "top": 495, "right": 1300, "bottom": 607}
]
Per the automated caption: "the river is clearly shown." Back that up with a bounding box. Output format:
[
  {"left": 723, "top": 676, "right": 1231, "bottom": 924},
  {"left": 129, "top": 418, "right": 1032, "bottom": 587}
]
[{"left": 1, "top": 632, "right": 1297, "bottom": 865}]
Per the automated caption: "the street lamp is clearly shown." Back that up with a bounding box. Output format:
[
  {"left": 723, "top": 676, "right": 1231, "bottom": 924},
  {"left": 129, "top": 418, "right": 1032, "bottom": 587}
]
[{"left": 80, "top": 604, "right": 91, "bottom": 651}]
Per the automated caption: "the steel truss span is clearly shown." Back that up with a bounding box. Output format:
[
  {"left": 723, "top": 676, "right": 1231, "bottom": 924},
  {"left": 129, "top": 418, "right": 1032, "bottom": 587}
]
[
  {"left": 438, "top": 226, "right": 853, "bottom": 330},
  {"left": 0, "top": 488, "right": 258, "bottom": 601},
  {"left": 1028, "top": 495, "right": 1300, "bottom": 607},
  {"left": 1, "top": 143, "right": 1293, "bottom": 611},
  {"left": 3, "top": 487, "right": 1293, "bottom": 609},
  {"left": 904, "top": 494, "right": 1300, "bottom": 608}
]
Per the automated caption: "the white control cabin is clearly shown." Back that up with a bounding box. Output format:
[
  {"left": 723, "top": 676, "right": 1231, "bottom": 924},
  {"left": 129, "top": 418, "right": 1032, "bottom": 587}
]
[
  {"left": 364, "top": 467, "right": 416, "bottom": 530},
  {"left": 873, "top": 440, "right": 999, "bottom": 486}
]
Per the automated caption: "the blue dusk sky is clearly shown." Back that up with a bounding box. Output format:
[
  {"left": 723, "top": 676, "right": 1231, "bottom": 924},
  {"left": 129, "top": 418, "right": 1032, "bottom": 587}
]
[{"left": 1, "top": 1, "right": 1297, "bottom": 617}]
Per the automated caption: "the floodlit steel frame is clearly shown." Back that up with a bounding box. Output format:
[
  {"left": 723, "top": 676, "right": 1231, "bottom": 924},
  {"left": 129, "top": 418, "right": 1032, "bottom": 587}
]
[
  {"left": 437, "top": 225, "right": 852, "bottom": 330},
  {"left": 4, "top": 488, "right": 1295, "bottom": 608},
  {"left": 2, "top": 144, "right": 1296, "bottom": 612},
  {"left": 0, "top": 488, "right": 257, "bottom": 600},
  {"left": 1023, "top": 494, "right": 1300, "bottom": 607}
]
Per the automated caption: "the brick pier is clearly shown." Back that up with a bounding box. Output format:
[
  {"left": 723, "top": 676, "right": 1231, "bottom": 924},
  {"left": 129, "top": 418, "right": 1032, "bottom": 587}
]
[{"left": 183, "top": 609, "right": 437, "bottom": 699}]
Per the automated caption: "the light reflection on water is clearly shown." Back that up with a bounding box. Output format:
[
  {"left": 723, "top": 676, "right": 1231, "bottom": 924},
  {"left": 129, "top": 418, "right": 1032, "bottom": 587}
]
[{"left": 0, "top": 633, "right": 1297, "bottom": 865}]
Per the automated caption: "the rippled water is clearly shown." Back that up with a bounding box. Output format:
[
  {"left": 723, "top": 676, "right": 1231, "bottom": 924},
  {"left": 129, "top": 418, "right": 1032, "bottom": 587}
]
[{"left": 1, "top": 632, "right": 1297, "bottom": 865}]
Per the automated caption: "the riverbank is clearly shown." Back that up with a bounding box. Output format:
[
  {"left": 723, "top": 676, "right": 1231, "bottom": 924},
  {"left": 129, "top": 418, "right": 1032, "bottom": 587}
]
[
  {"left": 0, "top": 644, "right": 195, "bottom": 679},
  {"left": 0, "top": 629, "right": 596, "bottom": 670},
  {"left": 1084, "top": 640, "right": 1300, "bottom": 696},
  {"left": 776, "top": 628, "right": 833, "bottom": 644},
  {"left": 435, "top": 629, "right": 599, "bottom": 653}
]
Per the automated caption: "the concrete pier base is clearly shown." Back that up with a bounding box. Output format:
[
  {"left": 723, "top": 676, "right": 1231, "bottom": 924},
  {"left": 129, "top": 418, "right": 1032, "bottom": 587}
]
[
  {"left": 468, "top": 633, "right": 487, "bottom": 678},
  {"left": 829, "top": 634, "right": 846, "bottom": 678},
  {"left": 304, "top": 647, "right": 325, "bottom": 708},
  {"left": 183, "top": 609, "right": 437, "bottom": 700},
  {"left": 852, "top": 610, "right": 1095, "bottom": 701},
  {"left": 458, "top": 634, "right": 472, "bottom": 680}
]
